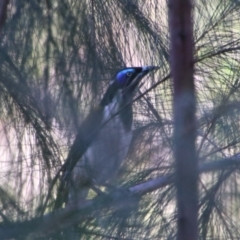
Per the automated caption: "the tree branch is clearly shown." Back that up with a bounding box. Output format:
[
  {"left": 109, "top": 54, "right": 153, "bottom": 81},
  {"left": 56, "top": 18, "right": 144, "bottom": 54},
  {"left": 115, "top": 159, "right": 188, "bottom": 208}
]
[{"left": 1, "top": 153, "right": 240, "bottom": 239}]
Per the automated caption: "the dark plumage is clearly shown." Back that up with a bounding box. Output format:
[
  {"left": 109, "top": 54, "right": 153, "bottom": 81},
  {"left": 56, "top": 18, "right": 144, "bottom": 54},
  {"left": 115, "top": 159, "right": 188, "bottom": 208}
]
[{"left": 63, "top": 66, "right": 159, "bottom": 205}]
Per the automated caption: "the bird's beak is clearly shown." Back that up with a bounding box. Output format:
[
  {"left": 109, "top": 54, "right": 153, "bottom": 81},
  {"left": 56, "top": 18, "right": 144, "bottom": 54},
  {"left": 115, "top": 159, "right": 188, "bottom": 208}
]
[
  {"left": 141, "top": 66, "right": 160, "bottom": 75},
  {"left": 130, "top": 66, "right": 159, "bottom": 88}
]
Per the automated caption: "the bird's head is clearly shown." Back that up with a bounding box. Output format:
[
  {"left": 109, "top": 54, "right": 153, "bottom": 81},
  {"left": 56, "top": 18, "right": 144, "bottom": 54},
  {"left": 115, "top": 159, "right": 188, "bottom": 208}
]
[
  {"left": 101, "top": 66, "right": 159, "bottom": 106},
  {"left": 115, "top": 66, "right": 158, "bottom": 92}
]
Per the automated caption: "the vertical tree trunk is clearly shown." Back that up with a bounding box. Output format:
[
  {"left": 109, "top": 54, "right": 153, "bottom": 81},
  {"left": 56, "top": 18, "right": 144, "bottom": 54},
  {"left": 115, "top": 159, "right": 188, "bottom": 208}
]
[{"left": 168, "top": 1, "right": 198, "bottom": 240}]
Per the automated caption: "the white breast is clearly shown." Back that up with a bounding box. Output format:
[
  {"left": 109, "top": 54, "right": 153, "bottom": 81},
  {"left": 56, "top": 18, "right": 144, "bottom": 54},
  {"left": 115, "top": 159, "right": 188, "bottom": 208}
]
[{"left": 83, "top": 95, "right": 132, "bottom": 184}]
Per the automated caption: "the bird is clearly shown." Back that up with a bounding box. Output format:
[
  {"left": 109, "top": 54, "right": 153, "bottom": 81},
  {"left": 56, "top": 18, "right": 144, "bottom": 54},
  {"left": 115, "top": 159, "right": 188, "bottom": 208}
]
[{"left": 62, "top": 66, "right": 159, "bottom": 206}]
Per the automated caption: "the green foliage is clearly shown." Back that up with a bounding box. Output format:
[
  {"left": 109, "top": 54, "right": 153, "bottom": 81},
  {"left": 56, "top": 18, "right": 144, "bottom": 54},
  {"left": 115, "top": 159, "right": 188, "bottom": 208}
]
[{"left": 1, "top": 0, "right": 240, "bottom": 239}]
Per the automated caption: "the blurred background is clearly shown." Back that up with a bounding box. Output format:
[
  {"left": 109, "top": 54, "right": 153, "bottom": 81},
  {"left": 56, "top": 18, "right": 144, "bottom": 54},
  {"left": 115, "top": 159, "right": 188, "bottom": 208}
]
[{"left": 0, "top": 0, "right": 240, "bottom": 239}]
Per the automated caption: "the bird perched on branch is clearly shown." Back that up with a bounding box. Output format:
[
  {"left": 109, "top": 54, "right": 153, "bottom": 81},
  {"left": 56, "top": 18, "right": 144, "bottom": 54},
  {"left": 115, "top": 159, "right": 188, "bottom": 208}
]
[{"left": 62, "top": 66, "right": 159, "bottom": 206}]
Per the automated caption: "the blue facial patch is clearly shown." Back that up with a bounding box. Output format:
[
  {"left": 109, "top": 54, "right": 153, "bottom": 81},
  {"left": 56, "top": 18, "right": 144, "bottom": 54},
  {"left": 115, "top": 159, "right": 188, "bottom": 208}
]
[{"left": 116, "top": 68, "right": 135, "bottom": 86}]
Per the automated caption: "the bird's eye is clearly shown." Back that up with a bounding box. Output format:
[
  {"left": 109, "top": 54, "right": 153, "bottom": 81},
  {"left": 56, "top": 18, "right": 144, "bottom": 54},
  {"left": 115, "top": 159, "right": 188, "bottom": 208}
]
[{"left": 126, "top": 72, "right": 132, "bottom": 77}]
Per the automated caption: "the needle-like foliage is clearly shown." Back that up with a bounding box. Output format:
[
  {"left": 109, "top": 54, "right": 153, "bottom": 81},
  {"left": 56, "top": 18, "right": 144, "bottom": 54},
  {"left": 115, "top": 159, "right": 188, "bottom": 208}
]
[{"left": 0, "top": 0, "right": 240, "bottom": 239}]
